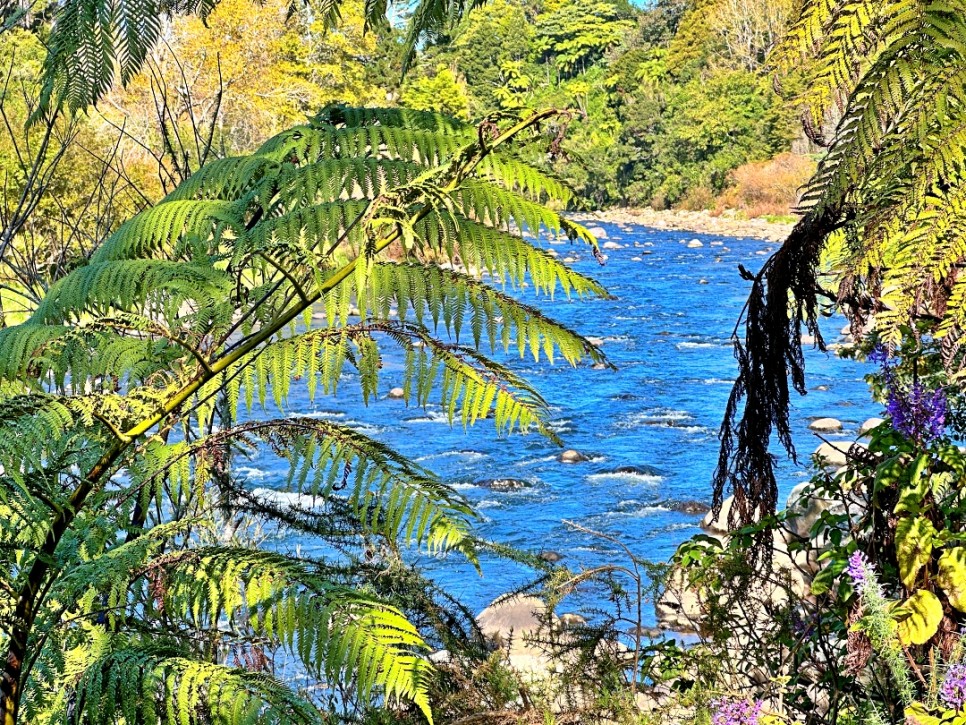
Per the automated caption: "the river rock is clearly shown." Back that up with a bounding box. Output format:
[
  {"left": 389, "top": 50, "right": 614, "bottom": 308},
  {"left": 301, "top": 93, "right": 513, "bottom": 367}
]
[
  {"left": 687, "top": 239, "right": 703, "bottom": 248},
  {"left": 701, "top": 495, "right": 762, "bottom": 533},
  {"left": 859, "top": 417, "right": 885, "bottom": 437},
  {"left": 783, "top": 482, "right": 834, "bottom": 540},
  {"left": 559, "top": 449, "right": 588, "bottom": 463},
  {"left": 813, "top": 441, "right": 865, "bottom": 468},
  {"left": 655, "top": 567, "right": 705, "bottom": 633},
  {"left": 476, "top": 596, "right": 562, "bottom": 679},
  {"left": 538, "top": 550, "right": 564, "bottom": 563},
  {"left": 808, "top": 417, "right": 843, "bottom": 432},
  {"left": 559, "top": 613, "right": 587, "bottom": 627},
  {"left": 667, "top": 500, "right": 711, "bottom": 515},
  {"left": 477, "top": 595, "right": 549, "bottom": 646},
  {"left": 387, "top": 387, "right": 405, "bottom": 399},
  {"left": 588, "top": 226, "right": 608, "bottom": 239},
  {"left": 602, "top": 241, "right": 622, "bottom": 250},
  {"left": 477, "top": 478, "right": 531, "bottom": 491}
]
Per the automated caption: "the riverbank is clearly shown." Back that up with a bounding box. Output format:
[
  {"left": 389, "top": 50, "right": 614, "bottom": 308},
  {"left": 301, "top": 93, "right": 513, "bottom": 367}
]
[{"left": 572, "top": 208, "right": 795, "bottom": 242}]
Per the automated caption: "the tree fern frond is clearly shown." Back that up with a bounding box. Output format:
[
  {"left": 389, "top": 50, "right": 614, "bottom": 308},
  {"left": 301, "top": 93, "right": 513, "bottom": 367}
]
[
  {"left": 31, "top": 260, "right": 234, "bottom": 325},
  {"left": 73, "top": 643, "right": 323, "bottom": 724},
  {"left": 159, "top": 550, "right": 435, "bottom": 721}
]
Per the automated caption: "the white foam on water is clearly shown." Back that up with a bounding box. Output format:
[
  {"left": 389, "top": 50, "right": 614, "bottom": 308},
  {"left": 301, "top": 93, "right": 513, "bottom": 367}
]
[
  {"left": 675, "top": 341, "right": 718, "bottom": 350},
  {"left": 476, "top": 499, "right": 505, "bottom": 509},
  {"left": 616, "top": 408, "right": 694, "bottom": 429},
  {"left": 300, "top": 410, "right": 347, "bottom": 419},
  {"left": 586, "top": 472, "right": 663, "bottom": 484},
  {"left": 235, "top": 466, "right": 270, "bottom": 480},
  {"left": 515, "top": 454, "right": 562, "bottom": 466},
  {"left": 250, "top": 488, "right": 322, "bottom": 508},
  {"left": 414, "top": 450, "right": 488, "bottom": 462},
  {"left": 599, "top": 505, "right": 670, "bottom": 518}
]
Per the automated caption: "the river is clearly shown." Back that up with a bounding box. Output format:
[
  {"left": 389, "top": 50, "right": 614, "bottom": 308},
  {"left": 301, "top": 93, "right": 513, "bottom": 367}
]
[{"left": 241, "top": 220, "right": 881, "bottom": 626}]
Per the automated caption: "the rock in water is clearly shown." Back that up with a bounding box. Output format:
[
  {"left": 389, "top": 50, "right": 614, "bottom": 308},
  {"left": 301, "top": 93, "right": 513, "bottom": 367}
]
[
  {"left": 667, "top": 500, "right": 711, "bottom": 515},
  {"left": 559, "top": 613, "right": 587, "bottom": 627},
  {"left": 387, "top": 387, "right": 405, "bottom": 399},
  {"left": 859, "top": 417, "right": 885, "bottom": 437},
  {"left": 808, "top": 417, "right": 843, "bottom": 432},
  {"left": 687, "top": 239, "right": 703, "bottom": 248},
  {"left": 588, "top": 226, "right": 608, "bottom": 239},
  {"left": 602, "top": 241, "right": 622, "bottom": 250},
  {"left": 477, "top": 478, "right": 531, "bottom": 492},
  {"left": 813, "top": 440, "right": 865, "bottom": 468},
  {"left": 559, "top": 449, "right": 588, "bottom": 463},
  {"left": 538, "top": 550, "right": 564, "bottom": 563}
]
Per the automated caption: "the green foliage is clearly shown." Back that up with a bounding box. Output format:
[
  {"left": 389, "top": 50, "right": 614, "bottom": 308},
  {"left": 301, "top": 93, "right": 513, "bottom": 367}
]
[
  {"left": 531, "top": 0, "right": 633, "bottom": 77},
  {"left": 0, "top": 105, "right": 606, "bottom": 723},
  {"left": 401, "top": 66, "right": 471, "bottom": 120},
  {"left": 404, "top": 0, "right": 800, "bottom": 210},
  {"left": 619, "top": 68, "right": 794, "bottom": 208},
  {"left": 774, "top": 0, "right": 966, "bottom": 347}
]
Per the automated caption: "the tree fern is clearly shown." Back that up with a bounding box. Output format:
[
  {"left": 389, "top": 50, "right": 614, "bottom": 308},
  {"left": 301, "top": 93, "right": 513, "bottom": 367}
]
[
  {"left": 0, "top": 107, "right": 606, "bottom": 724},
  {"left": 715, "top": 0, "right": 966, "bottom": 552}
]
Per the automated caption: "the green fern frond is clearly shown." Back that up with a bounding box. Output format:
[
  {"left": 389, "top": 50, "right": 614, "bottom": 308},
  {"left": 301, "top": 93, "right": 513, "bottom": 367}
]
[
  {"left": 73, "top": 643, "right": 323, "bottom": 724},
  {"left": 160, "top": 550, "right": 434, "bottom": 721},
  {"left": 31, "top": 260, "right": 234, "bottom": 325}
]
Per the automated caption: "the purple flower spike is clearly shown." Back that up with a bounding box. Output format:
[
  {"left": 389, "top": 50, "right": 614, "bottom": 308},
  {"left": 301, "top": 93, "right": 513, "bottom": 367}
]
[
  {"left": 886, "top": 383, "right": 947, "bottom": 443},
  {"left": 711, "top": 698, "right": 762, "bottom": 725},
  {"left": 867, "top": 343, "right": 890, "bottom": 366},
  {"left": 941, "top": 663, "right": 966, "bottom": 710},
  {"left": 846, "top": 551, "right": 869, "bottom": 588}
]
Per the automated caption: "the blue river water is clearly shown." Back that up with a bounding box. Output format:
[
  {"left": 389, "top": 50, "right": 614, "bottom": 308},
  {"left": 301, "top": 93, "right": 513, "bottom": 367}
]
[{"left": 243, "top": 221, "right": 882, "bottom": 623}]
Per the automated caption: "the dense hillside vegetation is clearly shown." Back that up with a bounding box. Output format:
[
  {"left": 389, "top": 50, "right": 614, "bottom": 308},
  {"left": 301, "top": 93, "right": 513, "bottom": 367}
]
[{"left": 404, "top": 0, "right": 808, "bottom": 210}]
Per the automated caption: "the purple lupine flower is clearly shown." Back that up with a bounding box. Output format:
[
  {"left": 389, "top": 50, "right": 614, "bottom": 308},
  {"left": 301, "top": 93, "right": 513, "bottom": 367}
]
[
  {"left": 867, "top": 343, "right": 890, "bottom": 366},
  {"left": 886, "top": 382, "right": 947, "bottom": 442},
  {"left": 710, "top": 698, "right": 762, "bottom": 725},
  {"left": 868, "top": 344, "right": 948, "bottom": 442},
  {"left": 941, "top": 663, "right": 966, "bottom": 710},
  {"left": 846, "top": 551, "right": 869, "bottom": 588}
]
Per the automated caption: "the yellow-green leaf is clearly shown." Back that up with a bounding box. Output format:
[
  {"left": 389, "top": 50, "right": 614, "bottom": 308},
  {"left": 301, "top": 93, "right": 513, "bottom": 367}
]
[
  {"left": 904, "top": 702, "right": 941, "bottom": 725},
  {"left": 937, "top": 547, "right": 966, "bottom": 612},
  {"left": 896, "top": 516, "right": 936, "bottom": 588},
  {"left": 894, "top": 590, "right": 943, "bottom": 646}
]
